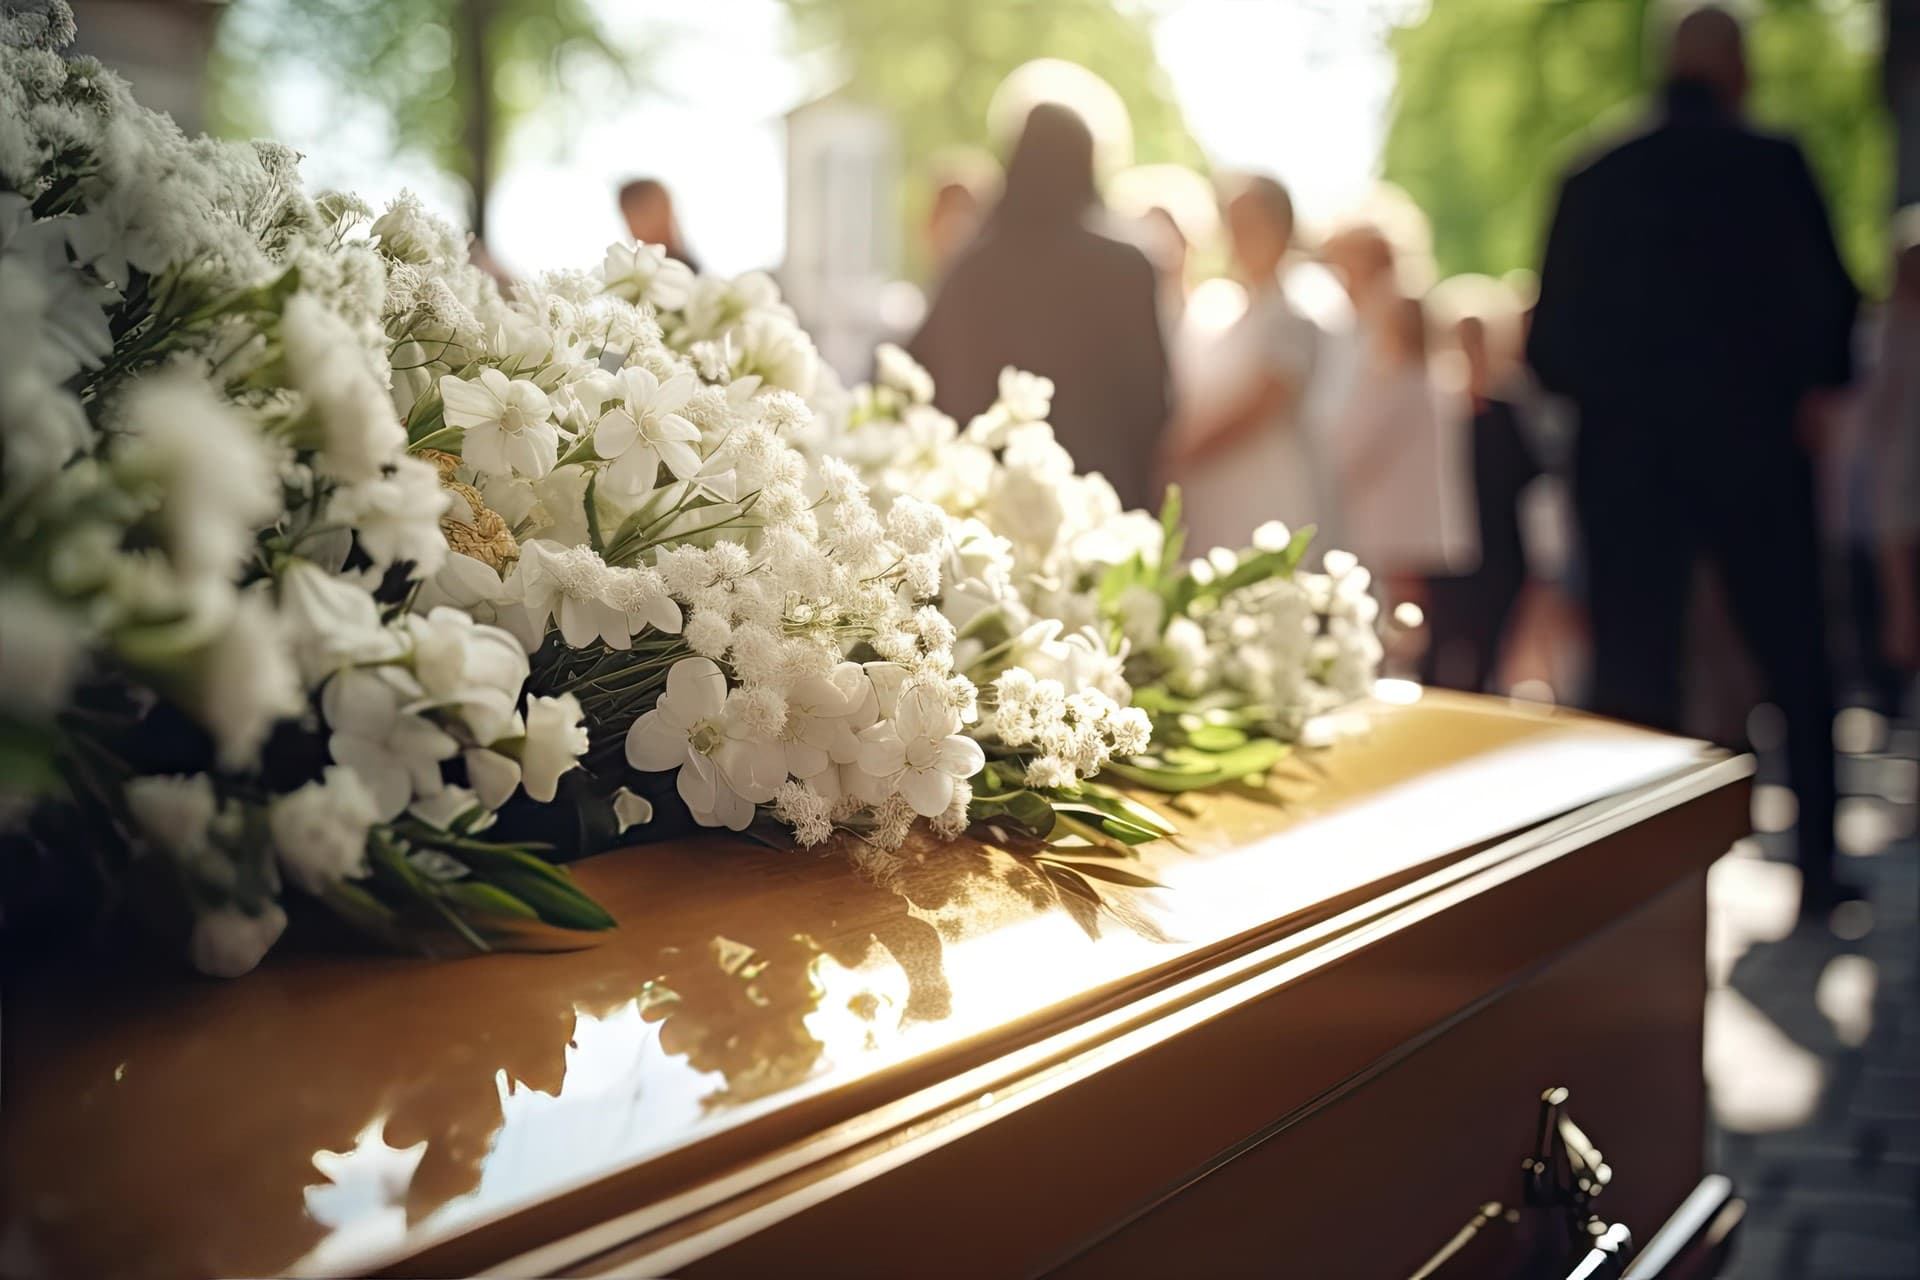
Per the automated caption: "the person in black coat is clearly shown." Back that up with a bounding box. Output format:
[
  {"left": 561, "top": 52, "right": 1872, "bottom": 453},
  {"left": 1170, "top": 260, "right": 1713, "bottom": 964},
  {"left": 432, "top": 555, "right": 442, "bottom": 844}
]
[
  {"left": 909, "top": 103, "right": 1172, "bottom": 511},
  {"left": 1424, "top": 313, "right": 1541, "bottom": 693},
  {"left": 1527, "top": 6, "right": 1861, "bottom": 915}
]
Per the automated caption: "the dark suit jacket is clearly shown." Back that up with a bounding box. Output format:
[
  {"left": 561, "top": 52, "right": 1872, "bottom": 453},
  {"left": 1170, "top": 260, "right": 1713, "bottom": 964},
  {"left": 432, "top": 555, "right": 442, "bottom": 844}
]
[
  {"left": 1527, "top": 82, "right": 1858, "bottom": 484},
  {"left": 909, "top": 216, "right": 1171, "bottom": 510}
]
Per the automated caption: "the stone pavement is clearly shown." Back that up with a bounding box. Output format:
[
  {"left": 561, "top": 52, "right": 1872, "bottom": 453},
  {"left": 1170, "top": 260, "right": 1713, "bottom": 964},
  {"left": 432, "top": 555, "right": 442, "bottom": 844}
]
[{"left": 1708, "top": 710, "right": 1920, "bottom": 1280}]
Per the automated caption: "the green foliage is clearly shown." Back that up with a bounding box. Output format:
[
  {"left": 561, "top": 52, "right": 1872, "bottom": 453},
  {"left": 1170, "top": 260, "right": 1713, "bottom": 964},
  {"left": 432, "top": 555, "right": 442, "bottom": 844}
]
[
  {"left": 208, "top": 0, "right": 640, "bottom": 232},
  {"left": 780, "top": 0, "right": 1203, "bottom": 278},
  {"left": 1383, "top": 0, "right": 1891, "bottom": 289}
]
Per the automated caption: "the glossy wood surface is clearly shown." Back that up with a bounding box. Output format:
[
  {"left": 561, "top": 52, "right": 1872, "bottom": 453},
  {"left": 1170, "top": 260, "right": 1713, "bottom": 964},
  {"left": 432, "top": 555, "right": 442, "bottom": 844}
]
[{"left": 0, "top": 691, "right": 1734, "bottom": 1280}]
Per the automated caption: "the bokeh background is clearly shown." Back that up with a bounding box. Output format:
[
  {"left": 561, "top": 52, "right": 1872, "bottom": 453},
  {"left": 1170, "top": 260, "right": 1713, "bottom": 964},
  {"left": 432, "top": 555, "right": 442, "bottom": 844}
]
[{"left": 75, "top": 0, "right": 1892, "bottom": 365}]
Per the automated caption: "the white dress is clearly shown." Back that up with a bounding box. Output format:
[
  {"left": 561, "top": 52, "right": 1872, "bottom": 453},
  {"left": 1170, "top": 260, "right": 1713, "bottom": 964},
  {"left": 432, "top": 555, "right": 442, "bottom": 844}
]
[
  {"left": 1326, "top": 344, "right": 1478, "bottom": 578},
  {"left": 1169, "top": 283, "right": 1325, "bottom": 554}
]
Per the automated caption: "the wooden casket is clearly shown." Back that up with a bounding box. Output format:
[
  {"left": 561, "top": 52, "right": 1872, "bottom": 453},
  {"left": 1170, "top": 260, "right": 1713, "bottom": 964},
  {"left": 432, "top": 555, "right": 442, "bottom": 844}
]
[{"left": 0, "top": 690, "right": 1750, "bottom": 1278}]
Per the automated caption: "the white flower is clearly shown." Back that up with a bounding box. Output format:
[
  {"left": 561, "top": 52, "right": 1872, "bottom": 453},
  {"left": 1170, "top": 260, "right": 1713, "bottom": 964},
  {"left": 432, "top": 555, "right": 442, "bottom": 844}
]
[
  {"left": 0, "top": 581, "right": 87, "bottom": 718},
  {"left": 329, "top": 457, "right": 451, "bottom": 575},
  {"left": 612, "top": 786, "right": 654, "bottom": 833},
  {"left": 278, "top": 560, "right": 404, "bottom": 685},
  {"left": 415, "top": 552, "right": 509, "bottom": 616},
  {"left": 408, "top": 784, "right": 492, "bottom": 831},
  {"left": 269, "top": 765, "right": 377, "bottom": 895},
  {"left": 509, "top": 539, "right": 681, "bottom": 650},
  {"left": 125, "top": 773, "right": 217, "bottom": 859},
  {"left": 602, "top": 241, "right": 693, "bottom": 311},
  {"left": 190, "top": 903, "right": 287, "bottom": 978},
  {"left": 322, "top": 666, "right": 459, "bottom": 819},
  {"left": 282, "top": 293, "right": 406, "bottom": 482},
  {"left": 1251, "top": 520, "right": 1292, "bottom": 553},
  {"left": 873, "top": 343, "right": 933, "bottom": 405},
  {"left": 370, "top": 191, "right": 458, "bottom": 265},
  {"left": 997, "top": 367, "right": 1054, "bottom": 423},
  {"left": 518, "top": 692, "right": 589, "bottom": 803},
  {"left": 194, "top": 589, "right": 304, "bottom": 770},
  {"left": 114, "top": 364, "right": 280, "bottom": 582},
  {"left": 728, "top": 312, "right": 818, "bottom": 394},
  {"left": 984, "top": 432, "right": 1073, "bottom": 555},
  {"left": 684, "top": 271, "right": 785, "bottom": 340},
  {"left": 464, "top": 743, "right": 523, "bottom": 810},
  {"left": 781, "top": 662, "right": 864, "bottom": 779},
  {"left": 593, "top": 365, "right": 703, "bottom": 492},
  {"left": 404, "top": 606, "right": 528, "bottom": 743},
  {"left": 625, "top": 656, "right": 787, "bottom": 831},
  {"left": 855, "top": 681, "right": 985, "bottom": 818},
  {"left": 440, "top": 368, "right": 559, "bottom": 479}
]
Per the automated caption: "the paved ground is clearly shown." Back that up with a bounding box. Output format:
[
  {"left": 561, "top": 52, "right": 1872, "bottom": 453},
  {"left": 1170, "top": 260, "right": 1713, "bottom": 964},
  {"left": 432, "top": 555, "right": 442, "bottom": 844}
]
[{"left": 1709, "top": 710, "right": 1920, "bottom": 1280}]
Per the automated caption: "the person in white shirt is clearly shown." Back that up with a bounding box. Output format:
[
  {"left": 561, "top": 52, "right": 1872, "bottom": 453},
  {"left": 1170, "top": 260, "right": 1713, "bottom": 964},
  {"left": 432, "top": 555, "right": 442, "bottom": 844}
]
[
  {"left": 1161, "top": 175, "right": 1326, "bottom": 553},
  {"left": 1321, "top": 220, "right": 1478, "bottom": 608}
]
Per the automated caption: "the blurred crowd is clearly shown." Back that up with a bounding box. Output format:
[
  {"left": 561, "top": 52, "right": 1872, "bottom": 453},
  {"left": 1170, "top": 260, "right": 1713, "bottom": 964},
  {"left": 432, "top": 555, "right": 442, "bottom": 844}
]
[
  {"left": 621, "top": 6, "right": 1915, "bottom": 919},
  {"left": 901, "top": 5, "right": 1916, "bottom": 919}
]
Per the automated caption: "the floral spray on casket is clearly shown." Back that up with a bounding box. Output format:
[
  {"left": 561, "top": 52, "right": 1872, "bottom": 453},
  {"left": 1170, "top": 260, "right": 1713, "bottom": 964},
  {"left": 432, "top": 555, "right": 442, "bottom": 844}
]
[{"left": 0, "top": 2, "right": 1381, "bottom": 977}]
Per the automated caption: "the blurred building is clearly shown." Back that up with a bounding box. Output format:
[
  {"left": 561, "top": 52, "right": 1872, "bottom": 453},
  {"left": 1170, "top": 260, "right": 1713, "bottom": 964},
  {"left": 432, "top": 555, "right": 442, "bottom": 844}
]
[{"left": 781, "top": 88, "right": 899, "bottom": 382}]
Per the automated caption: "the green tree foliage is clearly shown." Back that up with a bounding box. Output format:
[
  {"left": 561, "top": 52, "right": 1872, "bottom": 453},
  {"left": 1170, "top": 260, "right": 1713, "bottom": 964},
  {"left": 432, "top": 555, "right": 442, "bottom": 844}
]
[
  {"left": 1383, "top": 0, "right": 1890, "bottom": 289},
  {"left": 781, "top": 0, "right": 1202, "bottom": 277},
  {"left": 208, "top": 0, "right": 640, "bottom": 237}
]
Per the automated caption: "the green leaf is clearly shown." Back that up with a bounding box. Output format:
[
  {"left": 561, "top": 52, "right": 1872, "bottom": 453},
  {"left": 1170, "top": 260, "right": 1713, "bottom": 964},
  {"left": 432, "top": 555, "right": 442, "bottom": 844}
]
[
  {"left": 1183, "top": 722, "right": 1249, "bottom": 752},
  {"left": 1157, "top": 484, "right": 1185, "bottom": 580},
  {"left": 320, "top": 880, "right": 399, "bottom": 932},
  {"left": 972, "top": 787, "right": 1058, "bottom": 838},
  {"left": 441, "top": 881, "right": 540, "bottom": 922},
  {"left": 484, "top": 870, "right": 617, "bottom": 931},
  {"left": 1103, "top": 736, "right": 1289, "bottom": 793}
]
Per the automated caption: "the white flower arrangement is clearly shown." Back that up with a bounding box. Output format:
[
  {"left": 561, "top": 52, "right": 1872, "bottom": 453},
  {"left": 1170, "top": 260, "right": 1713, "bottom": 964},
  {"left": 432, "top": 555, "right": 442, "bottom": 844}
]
[{"left": 0, "top": 3, "right": 1382, "bottom": 978}]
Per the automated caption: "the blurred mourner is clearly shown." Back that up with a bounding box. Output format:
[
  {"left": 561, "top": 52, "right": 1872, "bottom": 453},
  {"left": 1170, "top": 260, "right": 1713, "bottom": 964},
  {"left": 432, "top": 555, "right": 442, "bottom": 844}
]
[
  {"left": 1527, "top": 5, "right": 1861, "bottom": 915},
  {"left": 618, "top": 177, "right": 700, "bottom": 273},
  {"left": 1163, "top": 175, "right": 1324, "bottom": 552},
  {"left": 909, "top": 102, "right": 1171, "bottom": 510},
  {"left": 1866, "top": 211, "right": 1920, "bottom": 674}
]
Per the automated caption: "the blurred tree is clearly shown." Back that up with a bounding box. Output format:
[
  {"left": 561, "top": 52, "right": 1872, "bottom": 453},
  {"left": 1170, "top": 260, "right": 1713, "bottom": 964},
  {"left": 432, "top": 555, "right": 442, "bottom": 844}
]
[
  {"left": 1383, "top": 0, "right": 1891, "bottom": 289},
  {"left": 208, "top": 0, "right": 641, "bottom": 239},
  {"left": 781, "top": 0, "right": 1202, "bottom": 278}
]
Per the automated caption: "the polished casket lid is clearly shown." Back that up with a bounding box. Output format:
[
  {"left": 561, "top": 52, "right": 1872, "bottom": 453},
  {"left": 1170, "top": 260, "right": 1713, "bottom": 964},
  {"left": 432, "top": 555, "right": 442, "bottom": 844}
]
[{"left": 0, "top": 691, "right": 1733, "bottom": 1279}]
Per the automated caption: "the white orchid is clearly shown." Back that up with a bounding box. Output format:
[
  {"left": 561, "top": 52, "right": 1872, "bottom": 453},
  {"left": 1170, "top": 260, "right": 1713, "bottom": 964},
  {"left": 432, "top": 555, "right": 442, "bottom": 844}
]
[
  {"left": 321, "top": 667, "right": 460, "bottom": 820},
  {"left": 624, "top": 657, "right": 787, "bottom": 831},
  {"left": 518, "top": 692, "right": 589, "bottom": 803},
  {"left": 855, "top": 681, "right": 985, "bottom": 819},
  {"left": 592, "top": 365, "right": 703, "bottom": 492},
  {"left": 269, "top": 765, "right": 378, "bottom": 895},
  {"left": 403, "top": 607, "right": 529, "bottom": 743},
  {"left": 509, "top": 539, "right": 682, "bottom": 651},
  {"left": 278, "top": 560, "right": 404, "bottom": 684},
  {"left": 327, "top": 457, "right": 451, "bottom": 575},
  {"left": 440, "top": 368, "right": 560, "bottom": 479},
  {"left": 779, "top": 662, "right": 866, "bottom": 780},
  {"left": 602, "top": 241, "right": 693, "bottom": 310}
]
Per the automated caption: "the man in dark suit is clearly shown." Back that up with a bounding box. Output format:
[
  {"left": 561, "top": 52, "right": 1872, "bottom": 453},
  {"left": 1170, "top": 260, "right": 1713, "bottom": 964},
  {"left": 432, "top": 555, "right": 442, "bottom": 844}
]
[{"left": 1528, "top": 6, "right": 1860, "bottom": 915}]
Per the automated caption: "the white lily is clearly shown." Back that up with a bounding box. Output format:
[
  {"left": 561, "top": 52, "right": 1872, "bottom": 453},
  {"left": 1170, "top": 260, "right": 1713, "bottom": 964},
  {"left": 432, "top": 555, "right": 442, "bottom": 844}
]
[
  {"left": 440, "top": 368, "right": 559, "bottom": 479},
  {"left": 855, "top": 681, "right": 985, "bottom": 818},
  {"left": 624, "top": 657, "right": 787, "bottom": 831},
  {"left": 593, "top": 366, "right": 703, "bottom": 493}
]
